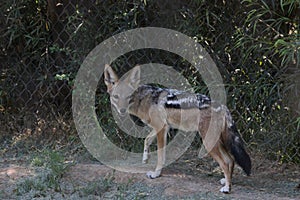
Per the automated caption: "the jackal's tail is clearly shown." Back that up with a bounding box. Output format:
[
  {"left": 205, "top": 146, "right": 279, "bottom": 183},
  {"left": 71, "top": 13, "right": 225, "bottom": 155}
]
[{"left": 225, "top": 112, "right": 251, "bottom": 176}]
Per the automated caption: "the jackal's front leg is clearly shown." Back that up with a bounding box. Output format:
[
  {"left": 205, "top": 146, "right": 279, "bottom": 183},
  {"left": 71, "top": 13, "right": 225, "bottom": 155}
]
[
  {"left": 146, "top": 126, "right": 168, "bottom": 179},
  {"left": 142, "top": 130, "right": 156, "bottom": 163}
]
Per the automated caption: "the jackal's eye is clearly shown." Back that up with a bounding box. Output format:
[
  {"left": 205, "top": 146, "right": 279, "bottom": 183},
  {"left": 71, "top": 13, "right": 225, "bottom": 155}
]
[{"left": 113, "top": 94, "right": 119, "bottom": 99}]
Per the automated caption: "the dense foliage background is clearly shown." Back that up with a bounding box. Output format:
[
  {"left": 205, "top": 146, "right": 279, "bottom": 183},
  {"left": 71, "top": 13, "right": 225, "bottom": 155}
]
[{"left": 0, "top": 0, "right": 299, "bottom": 163}]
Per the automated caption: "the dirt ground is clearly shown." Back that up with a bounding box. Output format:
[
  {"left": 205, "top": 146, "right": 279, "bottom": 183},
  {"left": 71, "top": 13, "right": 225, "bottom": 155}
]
[{"left": 0, "top": 151, "right": 299, "bottom": 200}]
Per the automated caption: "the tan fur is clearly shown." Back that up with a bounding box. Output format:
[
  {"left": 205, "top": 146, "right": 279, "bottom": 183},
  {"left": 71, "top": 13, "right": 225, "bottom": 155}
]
[{"left": 104, "top": 64, "right": 245, "bottom": 193}]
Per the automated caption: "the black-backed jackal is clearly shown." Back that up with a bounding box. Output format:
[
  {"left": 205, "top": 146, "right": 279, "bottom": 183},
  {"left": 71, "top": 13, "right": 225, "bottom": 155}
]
[{"left": 104, "top": 64, "right": 251, "bottom": 193}]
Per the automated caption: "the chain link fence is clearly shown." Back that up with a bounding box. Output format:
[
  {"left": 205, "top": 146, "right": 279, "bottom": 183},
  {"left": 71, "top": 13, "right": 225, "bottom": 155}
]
[{"left": 1, "top": 0, "right": 299, "bottom": 163}]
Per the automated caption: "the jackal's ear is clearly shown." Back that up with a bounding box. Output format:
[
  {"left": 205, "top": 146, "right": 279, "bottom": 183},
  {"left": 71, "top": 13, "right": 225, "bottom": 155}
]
[
  {"left": 128, "top": 65, "right": 141, "bottom": 88},
  {"left": 104, "top": 64, "right": 118, "bottom": 93}
]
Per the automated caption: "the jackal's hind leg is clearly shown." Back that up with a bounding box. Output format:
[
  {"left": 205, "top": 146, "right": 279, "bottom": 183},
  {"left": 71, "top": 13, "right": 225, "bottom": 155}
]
[
  {"left": 143, "top": 130, "right": 156, "bottom": 164},
  {"left": 209, "top": 146, "right": 234, "bottom": 193}
]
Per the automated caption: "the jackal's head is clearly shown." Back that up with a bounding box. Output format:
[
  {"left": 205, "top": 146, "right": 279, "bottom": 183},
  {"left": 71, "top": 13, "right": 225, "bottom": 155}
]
[{"left": 104, "top": 64, "right": 140, "bottom": 116}]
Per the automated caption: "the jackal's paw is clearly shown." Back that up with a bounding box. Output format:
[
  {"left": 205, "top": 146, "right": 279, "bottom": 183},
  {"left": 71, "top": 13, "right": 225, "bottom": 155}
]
[
  {"left": 220, "top": 178, "right": 226, "bottom": 185},
  {"left": 220, "top": 186, "right": 230, "bottom": 193},
  {"left": 146, "top": 171, "right": 160, "bottom": 179}
]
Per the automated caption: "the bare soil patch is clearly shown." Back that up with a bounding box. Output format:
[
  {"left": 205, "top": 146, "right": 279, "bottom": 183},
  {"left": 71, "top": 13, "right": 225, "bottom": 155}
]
[{"left": 0, "top": 152, "right": 299, "bottom": 200}]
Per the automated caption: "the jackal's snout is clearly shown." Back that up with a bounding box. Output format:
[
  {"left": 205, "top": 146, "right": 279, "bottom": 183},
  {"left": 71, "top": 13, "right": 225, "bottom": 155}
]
[{"left": 119, "top": 108, "right": 126, "bottom": 115}]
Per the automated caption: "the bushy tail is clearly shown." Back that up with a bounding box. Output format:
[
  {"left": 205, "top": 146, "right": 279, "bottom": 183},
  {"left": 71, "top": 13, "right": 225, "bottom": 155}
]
[
  {"left": 229, "top": 124, "right": 251, "bottom": 175},
  {"left": 226, "top": 113, "right": 251, "bottom": 175}
]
